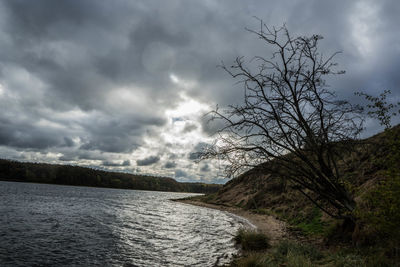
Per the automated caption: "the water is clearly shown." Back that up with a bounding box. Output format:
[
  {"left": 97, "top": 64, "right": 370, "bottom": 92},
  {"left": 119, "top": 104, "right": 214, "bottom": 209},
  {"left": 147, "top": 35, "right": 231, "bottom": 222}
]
[{"left": 0, "top": 181, "right": 246, "bottom": 266}]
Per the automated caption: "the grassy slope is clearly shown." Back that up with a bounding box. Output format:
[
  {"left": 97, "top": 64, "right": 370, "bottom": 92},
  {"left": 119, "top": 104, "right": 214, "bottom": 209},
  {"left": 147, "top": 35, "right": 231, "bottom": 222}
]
[{"left": 199, "top": 126, "right": 400, "bottom": 266}]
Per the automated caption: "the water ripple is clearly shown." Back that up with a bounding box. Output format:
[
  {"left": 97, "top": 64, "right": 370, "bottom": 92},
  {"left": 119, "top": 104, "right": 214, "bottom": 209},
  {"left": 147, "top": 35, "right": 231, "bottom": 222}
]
[{"left": 0, "top": 181, "right": 245, "bottom": 266}]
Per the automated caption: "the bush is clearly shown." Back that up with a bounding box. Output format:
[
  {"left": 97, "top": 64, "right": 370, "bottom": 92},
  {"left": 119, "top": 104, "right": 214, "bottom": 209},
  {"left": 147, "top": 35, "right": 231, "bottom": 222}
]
[{"left": 235, "top": 229, "right": 270, "bottom": 251}]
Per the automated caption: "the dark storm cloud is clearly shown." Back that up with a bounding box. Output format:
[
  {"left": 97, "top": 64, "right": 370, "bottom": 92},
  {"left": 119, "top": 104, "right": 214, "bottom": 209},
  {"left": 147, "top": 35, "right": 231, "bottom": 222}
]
[
  {"left": 58, "top": 150, "right": 110, "bottom": 162},
  {"left": 63, "top": 137, "right": 75, "bottom": 147},
  {"left": 164, "top": 161, "right": 177, "bottom": 169},
  {"left": 136, "top": 155, "right": 160, "bottom": 166},
  {"left": 0, "top": 117, "right": 64, "bottom": 150},
  {"left": 0, "top": 0, "right": 399, "bottom": 181},
  {"left": 1, "top": 0, "right": 399, "bottom": 109},
  {"left": 0, "top": 0, "right": 183, "bottom": 120}
]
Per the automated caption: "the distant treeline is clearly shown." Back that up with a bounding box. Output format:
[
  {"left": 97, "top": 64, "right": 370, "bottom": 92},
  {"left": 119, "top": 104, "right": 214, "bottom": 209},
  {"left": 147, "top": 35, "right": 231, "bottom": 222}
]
[{"left": 0, "top": 159, "right": 221, "bottom": 193}]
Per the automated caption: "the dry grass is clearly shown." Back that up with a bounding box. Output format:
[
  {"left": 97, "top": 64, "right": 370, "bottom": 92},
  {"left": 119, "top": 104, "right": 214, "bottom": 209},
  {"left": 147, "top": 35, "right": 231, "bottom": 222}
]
[{"left": 235, "top": 229, "right": 270, "bottom": 251}]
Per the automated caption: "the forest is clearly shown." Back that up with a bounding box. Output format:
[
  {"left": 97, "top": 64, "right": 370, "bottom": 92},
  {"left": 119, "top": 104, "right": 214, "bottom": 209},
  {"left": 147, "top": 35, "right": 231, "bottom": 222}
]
[{"left": 0, "top": 159, "right": 221, "bottom": 194}]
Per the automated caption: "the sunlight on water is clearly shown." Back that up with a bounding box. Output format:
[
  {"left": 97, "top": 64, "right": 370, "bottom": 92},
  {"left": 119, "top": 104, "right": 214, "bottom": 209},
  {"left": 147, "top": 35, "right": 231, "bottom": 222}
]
[{"left": 0, "top": 181, "right": 246, "bottom": 266}]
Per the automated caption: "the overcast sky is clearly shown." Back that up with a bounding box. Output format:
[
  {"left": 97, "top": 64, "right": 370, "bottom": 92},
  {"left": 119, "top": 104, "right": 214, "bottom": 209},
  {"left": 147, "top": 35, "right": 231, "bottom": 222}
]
[{"left": 0, "top": 0, "right": 399, "bottom": 183}]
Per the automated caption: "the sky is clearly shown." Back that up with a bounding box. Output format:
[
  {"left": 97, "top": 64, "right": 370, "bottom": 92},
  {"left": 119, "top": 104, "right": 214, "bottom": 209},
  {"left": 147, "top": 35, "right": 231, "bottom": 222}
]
[{"left": 0, "top": 0, "right": 399, "bottom": 183}]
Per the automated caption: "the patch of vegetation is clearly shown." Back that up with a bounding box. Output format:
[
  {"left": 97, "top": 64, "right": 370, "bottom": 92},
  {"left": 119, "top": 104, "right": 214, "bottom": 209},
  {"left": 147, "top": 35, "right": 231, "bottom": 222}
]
[
  {"left": 329, "top": 251, "right": 366, "bottom": 267},
  {"left": 358, "top": 132, "right": 400, "bottom": 237},
  {"left": 274, "top": 240, "right": 323, "bottom": 262},
  {"left": 293, "top": 207, "right": 327, "bottom": 236},
  {"left": 275, "top": 205, "right": 330, "bottom": 237},
  {"left": 327, "top": 246, "right": 395, "bottom": 267},
  {"left": 356, "top": 173, "right": 400, "bottom": 239},
  {"left": 201, "top": 193, "right": 218, "bottom": 203},
  {"left": 231, "top": 237, "right": 400, "bottom": 266},
  {"left": 231, "top": 239, "right": 392, "bottom": 267},
  {"left": 231, "top": 252, "right": 273, "bottom": 267},
  {"left": 351, "top": 128, "right": 400, "bottom": 264},
  {"left": 234, "top": 229, "right": 270, "bottom": 251},
  {"left": 231, "top": 240, "right": 323, "bottom": 267}
]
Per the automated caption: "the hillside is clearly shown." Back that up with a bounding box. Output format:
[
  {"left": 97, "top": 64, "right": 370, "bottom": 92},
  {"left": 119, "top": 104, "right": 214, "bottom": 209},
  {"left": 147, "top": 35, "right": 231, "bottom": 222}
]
[
  {"left": 193, "top": 125, "right": 400, "bottom": 265},
  {"left": 0, "top": 159, "right": 221, "bottom": 194},
  {"left": 203, "top": 126, "right": 398, "bottom": 215}
]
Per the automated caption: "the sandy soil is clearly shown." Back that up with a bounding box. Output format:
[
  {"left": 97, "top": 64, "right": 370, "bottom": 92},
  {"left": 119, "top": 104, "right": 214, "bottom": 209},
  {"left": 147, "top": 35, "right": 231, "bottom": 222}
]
[{"left": 174, "top": 199, "right": 288, "bottom": 244}]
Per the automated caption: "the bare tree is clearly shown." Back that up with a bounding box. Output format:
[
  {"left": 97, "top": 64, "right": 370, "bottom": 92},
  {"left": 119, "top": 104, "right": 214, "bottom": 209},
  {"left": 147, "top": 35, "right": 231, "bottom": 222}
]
[
  {"left": 355, "top": 90, "right": 400, "bottom": 129},
  {"left": 202, "top": 23, "right": 363, "bottom": 220}
]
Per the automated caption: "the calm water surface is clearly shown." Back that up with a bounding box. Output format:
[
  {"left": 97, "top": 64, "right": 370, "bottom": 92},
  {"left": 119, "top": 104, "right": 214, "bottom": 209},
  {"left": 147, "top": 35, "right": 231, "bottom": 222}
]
[{"left": 0, "top": 181, "right": 246, "bottom": 266}]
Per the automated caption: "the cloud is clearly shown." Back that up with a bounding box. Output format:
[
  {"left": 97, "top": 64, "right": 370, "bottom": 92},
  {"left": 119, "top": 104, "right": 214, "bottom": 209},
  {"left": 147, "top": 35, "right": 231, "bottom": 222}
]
[
  {"left": 63, "top": 137, "right": 75, "bottom": 147},
  {"left": 102, "top": 160, "right": 131, "bottom": 167},
  {"left": 0, "top": 117, "right": 65, "bottom": 150},
  {"left": 200, "top": 163, "right": 210, "bottom": 172},
  {"left": 200, "top": 116, "right": 227, "bottom": 136},
  {"left": 136, "top": 155, "right": 160, "bottom": 166},
  {"left": 59, "top": 155, "right": 76, "bottom": 162},
  {"left": 188, "top": 153, "right": 201, "bottom": 160},
  {"left": 122, "top": 160, "right": 131, "bottom": 166},
  {"left": 188, "top": 142, "right": 212, "bottom": 161},
  {"left": 0, "top": 0, "right": 398, "bottom": 183},
  {"left": 164, "top": 161, "right": 177, "bottom": 169},
  {"left": 175, "top": 169, "right": 188, "bottom": 178},
  {"left": 182, "top": 122, "right": 197, "bottom": 133}
]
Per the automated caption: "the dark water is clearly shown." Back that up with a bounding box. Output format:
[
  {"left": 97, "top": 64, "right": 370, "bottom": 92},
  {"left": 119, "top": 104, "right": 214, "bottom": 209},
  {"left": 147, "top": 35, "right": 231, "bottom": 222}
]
[{"left": 0, "top": 181, "right": 247, "bottom": 266}]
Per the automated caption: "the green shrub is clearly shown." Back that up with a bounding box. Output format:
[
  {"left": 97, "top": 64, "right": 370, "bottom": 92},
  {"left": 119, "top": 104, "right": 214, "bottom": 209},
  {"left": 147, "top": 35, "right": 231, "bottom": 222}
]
[
  {"left": 235, "top": 229, "right": 270, "bottom": 251},
  {"left": 295, "top": 207, "right": 326, "bottom": 235},
  {"left": 285, "top": 206, "right": 328, "bottom": 236}
]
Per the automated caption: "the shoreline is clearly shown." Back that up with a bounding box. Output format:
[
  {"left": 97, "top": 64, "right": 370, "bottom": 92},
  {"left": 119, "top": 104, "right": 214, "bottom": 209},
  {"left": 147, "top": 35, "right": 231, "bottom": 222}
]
[{"left": 173, "top": 198, "right": 288, "bottom": 244}]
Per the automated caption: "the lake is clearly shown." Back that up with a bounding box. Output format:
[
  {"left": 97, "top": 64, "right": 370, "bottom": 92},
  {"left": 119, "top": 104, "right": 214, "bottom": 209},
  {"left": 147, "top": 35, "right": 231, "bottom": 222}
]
[{"left": 0, "top": 181, "right": 246, "bottom": 266}]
